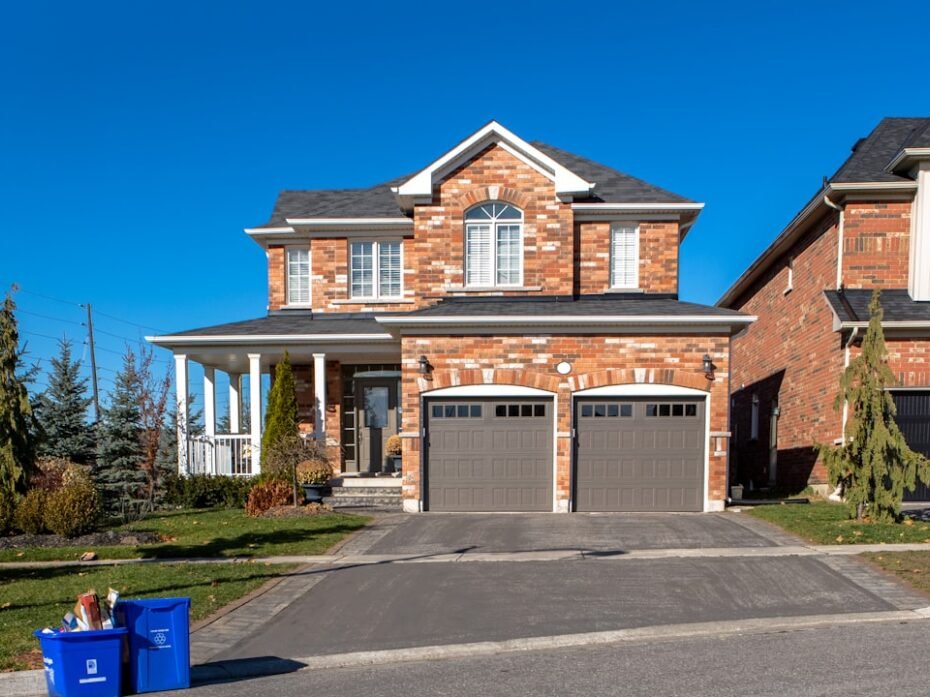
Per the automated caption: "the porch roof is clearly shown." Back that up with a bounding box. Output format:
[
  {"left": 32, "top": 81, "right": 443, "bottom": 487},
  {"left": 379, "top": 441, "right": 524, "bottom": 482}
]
[{"left": 824, "top": 288, "right": 930, "bottom": 330}]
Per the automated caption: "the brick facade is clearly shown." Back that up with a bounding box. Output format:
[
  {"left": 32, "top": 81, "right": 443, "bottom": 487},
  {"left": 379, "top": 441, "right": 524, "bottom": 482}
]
[
  {"left": 728, "top": 196, "right": 921, "bottom": 493},
  {"left": 398, "top": 334, "right": 730, "bottom": 511}
]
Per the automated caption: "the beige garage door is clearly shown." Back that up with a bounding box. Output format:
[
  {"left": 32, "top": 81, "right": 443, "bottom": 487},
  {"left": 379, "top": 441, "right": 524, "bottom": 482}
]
[
  {"left": 575, "top": 398, "right": 705, "bottom": 512},
  {"left": 425, "top": 398, "right": 553, "bottom": 512}
]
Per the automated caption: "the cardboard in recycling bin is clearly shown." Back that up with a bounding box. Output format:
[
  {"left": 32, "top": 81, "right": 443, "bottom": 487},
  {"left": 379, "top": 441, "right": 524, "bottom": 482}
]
[
  {"left": 121, "top": 597, "right": 191, "bottom": 693},
  {"left": 33, "top": 627, "right": 128, "bottom": 697}
]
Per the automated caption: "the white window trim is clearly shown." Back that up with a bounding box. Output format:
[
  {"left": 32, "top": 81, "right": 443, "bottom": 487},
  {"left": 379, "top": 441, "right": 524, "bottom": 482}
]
[
  {"left": 609, "top": 222, "right": 640, "bottom": 290},
  {"left": 349, "top": 239, "right": 404, "bottom": 301},
  {"left": 285, "top": 245, "right": 311, "bottom": 307},
  {"left": 464, "top": 204, "right": 524, "bottom": 288}
]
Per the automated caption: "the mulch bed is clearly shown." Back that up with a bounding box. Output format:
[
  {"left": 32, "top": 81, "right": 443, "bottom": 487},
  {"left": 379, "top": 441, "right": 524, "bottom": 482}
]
[
  {"left": 261, "top": 503, "right": 333, "bottom": 519},
  {"left": 0, "top": 529, "right": 162, "bottom": 549}
]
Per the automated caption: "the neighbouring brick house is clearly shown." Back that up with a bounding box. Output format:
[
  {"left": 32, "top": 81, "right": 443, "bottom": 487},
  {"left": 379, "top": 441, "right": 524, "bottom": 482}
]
[
  {"left": 149, "top": 122, "right": 753, "bottom": 512},
  {"left": 719, "top": 117, "right": 930, "bottom": 500}
]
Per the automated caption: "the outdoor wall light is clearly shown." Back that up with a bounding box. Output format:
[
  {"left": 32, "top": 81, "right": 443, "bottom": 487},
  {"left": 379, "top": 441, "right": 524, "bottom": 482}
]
[
  {"left": 418, "top": 355, "right": 431, "bottom": 375},
  {"left": 702, "top": 354, "right": 717, "bottom": 381}
]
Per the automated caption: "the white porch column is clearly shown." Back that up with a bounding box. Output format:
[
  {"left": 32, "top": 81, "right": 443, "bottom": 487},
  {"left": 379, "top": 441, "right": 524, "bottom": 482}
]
[
  {"left": 909, "top": 161, "right": 930, "bottom": 300},
  {"left": 248, "top": 353, "right": 262, "bottom": 473},
  {"left": 228, "top": 373, "right": 241, "bottom": 434},
  {"left": 203, "top": 366, "right": 216, "bottom": 475},
  {"left": 174, "top": 354, "right": 189, "bottom": 475},
  {"left": 313, "top": 352, "right": 327, "bottom": 438}
]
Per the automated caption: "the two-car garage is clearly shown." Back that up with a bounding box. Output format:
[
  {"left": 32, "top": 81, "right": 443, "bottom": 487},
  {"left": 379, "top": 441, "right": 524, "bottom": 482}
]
[{"left": 423, "top": 388, "right": 707, "bottom": 513}]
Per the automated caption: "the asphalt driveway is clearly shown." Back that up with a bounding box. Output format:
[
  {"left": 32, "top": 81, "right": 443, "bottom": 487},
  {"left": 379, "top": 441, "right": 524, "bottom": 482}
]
[{"left": 365, "top": 512, "right": 775, "bottom": 555}]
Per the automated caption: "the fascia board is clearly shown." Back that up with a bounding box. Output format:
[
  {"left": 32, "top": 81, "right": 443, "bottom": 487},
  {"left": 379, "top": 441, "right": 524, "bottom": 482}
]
[{"left": 147, "top": 333, "right": 397, "bottom": 347}]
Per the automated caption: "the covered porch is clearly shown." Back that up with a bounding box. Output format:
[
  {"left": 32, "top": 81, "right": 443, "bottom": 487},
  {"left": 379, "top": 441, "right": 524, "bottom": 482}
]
[{"left": 147, "top": 313, "right": 401, "bottom": 477}]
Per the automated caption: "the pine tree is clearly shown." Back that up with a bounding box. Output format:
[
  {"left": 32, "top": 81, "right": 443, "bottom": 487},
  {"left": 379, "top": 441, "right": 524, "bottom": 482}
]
[
  {"left": 0, "top": 291, "right": 39, "bottom": 494},
  {"left": 260, "top": 352, "right": 299, "bottom": 466},
  {"left": 821, "top": 290, "right": 930, "bottom": 521},
  {"left": 96, "top": 348, "right": 145, "bottom": 518},
  {"left": 35, "top": 338, "right": 95, "bottom": 464}
]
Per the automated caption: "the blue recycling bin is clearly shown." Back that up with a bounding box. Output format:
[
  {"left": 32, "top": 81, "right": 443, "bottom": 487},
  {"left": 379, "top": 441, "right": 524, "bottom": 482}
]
[
  {"left": 120, "top": 598, "right": 191, "bottom": 694},
  {"left": 33, "top": 627, "right": 128, "bottom": 697}
]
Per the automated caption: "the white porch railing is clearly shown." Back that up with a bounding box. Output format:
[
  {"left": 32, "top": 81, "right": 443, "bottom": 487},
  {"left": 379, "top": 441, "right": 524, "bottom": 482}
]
[{"left": 187, "top": 434, "right": 255, "bottom": 476}]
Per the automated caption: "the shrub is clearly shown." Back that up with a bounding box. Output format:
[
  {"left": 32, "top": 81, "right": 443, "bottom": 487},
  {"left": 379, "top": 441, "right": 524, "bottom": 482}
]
[
  {"left": 163, "top": 474, "right": 253, "bottom": 509},
  {"left": 245, "top": 479, "right": 293, "bottom": 517},
  {"left": 0, "top": 486, "right": 14, "bottom": 535},
  {"left": 33, "top": 456, "right": 71, "bottom": 492},
  {"left": 385, "top": 435, "right": 402, "bottom": 457},
  {"left": 262, "top": 436, "right": 330, "bottom": 484},
  {"left": 14, "top": 488, "right": 47, "bottom": 534},
  {"left": 296, "top": 459, "right": 332, "bottom": 486},
  {"left": 44, "top": 478, "right": 101, "bottom": 538}
]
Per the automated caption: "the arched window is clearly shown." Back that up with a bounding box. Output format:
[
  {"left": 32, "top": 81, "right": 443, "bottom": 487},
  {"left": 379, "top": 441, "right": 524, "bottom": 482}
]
[{"left": 464, "top": 202, "right": 523, "bottom": 287}]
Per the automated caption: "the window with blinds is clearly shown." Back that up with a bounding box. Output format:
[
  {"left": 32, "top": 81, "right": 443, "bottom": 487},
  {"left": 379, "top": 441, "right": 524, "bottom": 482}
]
[
  {"left": 350, "top": 240, "right": 403, "bottom": 299},
  {"left": 610, "top": 223, "right": 639, "bottom": 289},
  {"left": 464, "top": 202, "right": 523, "bottom": 287},
  {"left": 286, "top": 247, "right": 310, "bottom": 305}
]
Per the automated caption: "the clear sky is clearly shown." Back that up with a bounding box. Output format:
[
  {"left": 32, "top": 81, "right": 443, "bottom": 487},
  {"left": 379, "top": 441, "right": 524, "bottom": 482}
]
[{"left": 3, "top": 0, "right": 930, "bottom": 414}]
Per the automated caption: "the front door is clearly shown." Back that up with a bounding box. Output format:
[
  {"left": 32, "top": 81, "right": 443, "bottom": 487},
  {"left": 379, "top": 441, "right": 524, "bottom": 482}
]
[{"left": 356, "top": 378, "right": 398, "bottom": 473}]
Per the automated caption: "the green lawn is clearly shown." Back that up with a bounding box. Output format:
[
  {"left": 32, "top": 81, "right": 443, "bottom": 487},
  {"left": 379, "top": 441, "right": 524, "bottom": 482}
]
[
  {"left": 0, "top": 561, "right": 297, "bottom": 672},
  {"left": 0, "top": 508, "right": 370, "bottom": 562},
  {"left": 747, "top": 501, "right": 930, "bottom": 544},
  {"left": 862, "top": 551, "right": 930, "bottom": 598}
]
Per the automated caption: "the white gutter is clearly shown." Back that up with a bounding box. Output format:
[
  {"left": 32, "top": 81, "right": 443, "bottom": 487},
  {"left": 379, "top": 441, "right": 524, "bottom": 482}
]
[
  {"left": 886, "top": 147, "right": 930, "bottom": 173},
  {"left": 376, "top": 314, "right": 756, "bottom": 327},
  {"left": 822, "top": 194, "right": 845, "bottom": 289},
  {"left": 570, "top": 203, "right": 705, "bottom": 213},
  {"left": 146, "top": 333, "right": 396, "bottom": 346},
  {"left": 284, "top": 217, "right": 413, "bottom": 227},
  {"left": 836, "top": 320, "right": 930, "bottom": 330}
]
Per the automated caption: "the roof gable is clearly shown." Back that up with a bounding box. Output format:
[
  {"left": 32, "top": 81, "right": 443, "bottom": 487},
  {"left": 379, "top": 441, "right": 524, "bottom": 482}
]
[{"left": 394, "top": 121, "right": 595, "bottom": 204}]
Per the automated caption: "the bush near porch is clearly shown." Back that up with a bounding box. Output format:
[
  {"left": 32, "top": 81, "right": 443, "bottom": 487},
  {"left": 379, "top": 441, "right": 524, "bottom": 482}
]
[
  {"left": 0, "top": 507, "right": 369, "bottom": 562},
  {"left": 747, "top": 501, "right": 930, "bottom": 545}
]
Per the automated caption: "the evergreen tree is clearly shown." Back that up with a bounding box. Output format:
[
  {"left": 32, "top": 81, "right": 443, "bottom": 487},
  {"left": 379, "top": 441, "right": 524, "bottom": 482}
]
[
  {"left": 96, "top": 348, "right": 145, "bottom": 518},
  {"left": 0, "top": 291, "right": 39, "bottom": 494},
  {"left": 35, "top": 338, "right": 94, "bottom": 464},
  {"left": 821, "top": 290, "right": 930, "bottom": 521},
  {"left": 154, "top": 396, "right": 202, "bottom": 494},
  {"left": 260, "top": 352, "right": 299, "bottom": 465}
]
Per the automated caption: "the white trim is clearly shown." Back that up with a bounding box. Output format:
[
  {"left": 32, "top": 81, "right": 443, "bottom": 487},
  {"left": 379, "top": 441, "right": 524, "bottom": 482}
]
[
  {"left": 609, "top": 222, "right": 640, "bottom": 290},
  {"left": 313, "top": 352, "right": 326, "bottom": 438},
  {"left": 395, "top": 121, "right": 594, "bottom": 202},
  {"left": 285, "top": 245, "right": 311, "bottom": 307},
  {"left": 422, "top": 384, "right": 555, "bottom": 397},
  {"left": 888, "top": 147, "right": 930, "bottom": 172},
  {"left": 571, "top": 203, "right": 705, "bottom": 213},
  {"left": 248, "top": 353, "right": 262, "bottom": 474},
  {"left": 704, "top": 390, "right": 713, "bottom": 512},
  {"left": 828, "top": 181, "right": 918, "bottom": 192},
  {"left": 836, "top": 320, "right": 930, "bottom": 330},
  {"left": 147, "top": 333, "right": 396, "bottom": 346},
  {"left": 285, "top": 217, "right": 413, "bottom": 227},
  {"left": 244, "top": 226, "right": 295, "bottom": 234},
  {"left": 574, "top": 384, "right": 709, "bottom": 397},
  {"left": 464, "top": 202, "right": 524, "bottom": 288},
  {"left": 377, "top": 315, "right": 756, "bottom": 327}
]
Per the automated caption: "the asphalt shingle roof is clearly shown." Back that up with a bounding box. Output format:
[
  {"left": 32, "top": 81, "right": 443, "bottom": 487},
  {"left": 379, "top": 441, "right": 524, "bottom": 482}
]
[
  {"left": 404, "top": 295, "right": 746, "bottom": 318},
  {"left": 166, "top": 312, "right": 389, "bottom": 337},
  {"left": 256, "top": 141, "right": 691, "bottom": 227},
  {"left": 823, "top": 289, "right": 930, "bottom": 324},
  {"left": 830, "top": 117, "right": 930, "bottom": 183}
]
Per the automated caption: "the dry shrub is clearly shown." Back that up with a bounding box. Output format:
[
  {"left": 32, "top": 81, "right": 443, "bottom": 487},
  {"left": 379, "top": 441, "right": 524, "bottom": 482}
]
[
  {"left": 14, "top": 489, "right": 47, "bottom": 534},
  {"left": 245, "top": 479, "right": 293, "bottom": 517},
  {"left": 44, "top": 477, "right": 101, "bottom": 538}
]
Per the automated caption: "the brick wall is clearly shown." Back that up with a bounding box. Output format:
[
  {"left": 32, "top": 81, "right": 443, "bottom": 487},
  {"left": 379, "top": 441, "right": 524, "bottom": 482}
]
[
  {"left": 842, "top": 201, "right": 912, "bottom": 289},
  {"left": 575, "top": 221, "right": 679, "bottom": 294},
  {"left": 398, "top": 333, "right": 730, "bottom": 511},
  {"left": 729, "top": 211, "right": 844, "bottom": 490},
  {"left": 266, "top": 144, "right": 683, "bottom": 310}
]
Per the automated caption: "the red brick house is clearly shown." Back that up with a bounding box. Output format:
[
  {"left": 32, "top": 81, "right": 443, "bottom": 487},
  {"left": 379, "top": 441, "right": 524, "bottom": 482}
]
[
  {"left": 149, "top": 122, "right": 753, "bottom": 512},
  {"left": 719, "top": 117, "right": 930, "bottom": 500}
]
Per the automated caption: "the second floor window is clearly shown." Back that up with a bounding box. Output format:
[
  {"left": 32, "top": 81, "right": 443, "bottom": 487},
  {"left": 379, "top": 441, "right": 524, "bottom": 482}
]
[
  {"left": 350, "top": 240, "right": 402, "bottom": 299},
  {"left": 610, "top": 223, "right": 639, "bottom": 289},
  {"left": 286, "top": 247, "right": 310, "bottom": 305},
  {"left": 465, "top": 202, "right": 523, "bottom": 287}
]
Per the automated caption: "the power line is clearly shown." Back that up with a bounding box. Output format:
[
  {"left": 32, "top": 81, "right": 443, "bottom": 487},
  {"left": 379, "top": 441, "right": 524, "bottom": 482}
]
[
  {"left": 92, "top": 309, "right": 166, "bottom": 334},
  {"left": 17, "top": 288, "right": 82, "bottom": 308},
  {"left": 17, "top": 309, "right": 84, "bottom": 326}
]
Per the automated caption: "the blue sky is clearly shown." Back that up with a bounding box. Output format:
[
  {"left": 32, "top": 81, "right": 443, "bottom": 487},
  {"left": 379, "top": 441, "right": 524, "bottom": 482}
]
[{"left": 3, "top": 0, "right": 930, "bottom": 413}]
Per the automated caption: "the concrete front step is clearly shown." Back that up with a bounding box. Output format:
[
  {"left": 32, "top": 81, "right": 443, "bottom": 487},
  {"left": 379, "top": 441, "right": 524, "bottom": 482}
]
[
  {"left": 324, "top": 494, "right": 402, "bottom": 509},
  {"left": 330, "top": 486, "right": 402, "bottom": 497}
]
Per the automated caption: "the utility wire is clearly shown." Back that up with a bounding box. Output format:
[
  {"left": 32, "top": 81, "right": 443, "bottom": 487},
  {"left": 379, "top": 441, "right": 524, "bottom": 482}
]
[{"left": 17, "top": 309, "right": 84, "bottom": 326}]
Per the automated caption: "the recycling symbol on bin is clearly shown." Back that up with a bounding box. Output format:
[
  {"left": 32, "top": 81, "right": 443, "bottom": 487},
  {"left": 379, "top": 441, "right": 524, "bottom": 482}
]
[{"left": 152, "top": 632, "right": 168, "bottom": 646}]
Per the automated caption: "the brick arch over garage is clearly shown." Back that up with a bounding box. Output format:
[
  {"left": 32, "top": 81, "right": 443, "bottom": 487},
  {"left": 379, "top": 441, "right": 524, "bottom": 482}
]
[
  {"left": 452, "top": 186, "right": 534, "bottom": 212},
  {"left": 568, "top": 368, "right": 711, "bottom": 393},
  {"left": 418, "top": 367, "right": 561, "bottom": 394}
]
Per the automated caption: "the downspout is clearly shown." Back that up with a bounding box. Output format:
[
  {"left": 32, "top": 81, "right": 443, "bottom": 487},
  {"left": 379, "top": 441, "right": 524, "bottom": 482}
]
[
  {"left": 823, "top": 192, "right": 845, "bottom": 289},
  {"left": 840, "top": 326, "right": 859, "bottom": 440}
]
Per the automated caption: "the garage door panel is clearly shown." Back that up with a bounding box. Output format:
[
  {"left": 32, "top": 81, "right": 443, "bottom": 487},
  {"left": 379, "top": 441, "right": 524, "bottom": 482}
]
[
  {"left": 427, "top": 399, "right": 553, "bottom": 512},
  {"left": 576, "top": 399, "right": 704, "bottom": 512}
]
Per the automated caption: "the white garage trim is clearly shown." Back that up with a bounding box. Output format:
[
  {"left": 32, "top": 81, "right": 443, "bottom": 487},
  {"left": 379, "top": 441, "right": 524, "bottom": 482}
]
[
  {"left": 421, "top": 384, "right": 560, "bottom": 512},
  {"left": 572, "top": 383, "right": 714, "bottom": 512},
  {"left": 422, "top": 384, "right": 555, "bottom": 397},
  {"left": 574, "top": 384, "right": 709, "bottom": 397}
]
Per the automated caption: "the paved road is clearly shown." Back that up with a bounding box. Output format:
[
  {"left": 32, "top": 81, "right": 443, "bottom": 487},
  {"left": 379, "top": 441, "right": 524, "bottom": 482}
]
[
  {"left": 213, "top": 555, "right": 891, "bottom": 660},
  {"left": 170, "top": 620, "right": 930, "bottom": 697},
  {"left": 366, "top": 512, "right": 775, "bottom": 554}
]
